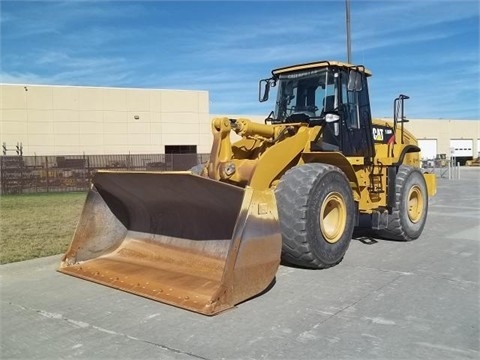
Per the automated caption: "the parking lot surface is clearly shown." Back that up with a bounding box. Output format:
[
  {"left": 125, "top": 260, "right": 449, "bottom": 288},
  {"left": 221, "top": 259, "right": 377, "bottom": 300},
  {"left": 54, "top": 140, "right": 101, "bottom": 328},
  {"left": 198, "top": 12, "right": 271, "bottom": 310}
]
[{"left": 1, "top": 168, "right": 479, "bottom": 359}]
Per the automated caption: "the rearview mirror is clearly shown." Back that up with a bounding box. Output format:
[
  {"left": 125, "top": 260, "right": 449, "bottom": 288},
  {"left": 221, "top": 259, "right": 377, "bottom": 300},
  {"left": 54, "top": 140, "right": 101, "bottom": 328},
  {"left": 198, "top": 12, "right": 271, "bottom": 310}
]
[
  {"left": 259, "top": 78, "right": 276, "bottom": 102},
  {"left": 347, "top": 70, "right": 363, "bottom": 91}
]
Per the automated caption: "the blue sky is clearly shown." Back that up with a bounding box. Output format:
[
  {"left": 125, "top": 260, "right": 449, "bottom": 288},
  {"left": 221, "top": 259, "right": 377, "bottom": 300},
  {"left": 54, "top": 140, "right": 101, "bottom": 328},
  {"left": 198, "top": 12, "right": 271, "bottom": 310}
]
[{"left": 1, "top": 1, "right": 479, "bottom": 119}]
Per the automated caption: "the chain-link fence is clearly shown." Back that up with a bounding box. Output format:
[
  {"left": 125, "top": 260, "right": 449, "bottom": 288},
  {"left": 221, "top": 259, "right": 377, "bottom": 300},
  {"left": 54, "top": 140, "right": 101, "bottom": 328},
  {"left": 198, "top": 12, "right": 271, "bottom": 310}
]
[
  {"left": 421, "top": 157, "right": 463, "bottom": 179},
  {"left": 0, "top": 153, "right": 210, "bottom": 194}
]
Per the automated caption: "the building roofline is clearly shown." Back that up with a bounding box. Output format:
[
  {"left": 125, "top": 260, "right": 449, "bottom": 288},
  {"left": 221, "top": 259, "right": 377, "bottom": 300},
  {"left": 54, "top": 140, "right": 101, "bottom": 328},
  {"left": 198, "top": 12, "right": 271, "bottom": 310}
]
[{"left": 0, "top": 83, "right": 209, "bottom": 93}]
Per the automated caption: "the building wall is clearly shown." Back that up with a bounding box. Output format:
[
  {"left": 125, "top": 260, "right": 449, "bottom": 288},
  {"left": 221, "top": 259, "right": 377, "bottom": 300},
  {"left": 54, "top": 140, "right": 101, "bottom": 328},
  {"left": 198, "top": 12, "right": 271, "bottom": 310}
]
[
  {"left": 219, "top": 114, "right": 480, "bottom": 160},
  {"left": 383, "top": 118, "right": 480, "bottom": 159},
  {"left": 0, "top": 84, "right": 211, "bottom": 155},
  {"left": 1, "top": 84, "right": 479, "bottom": 159}
]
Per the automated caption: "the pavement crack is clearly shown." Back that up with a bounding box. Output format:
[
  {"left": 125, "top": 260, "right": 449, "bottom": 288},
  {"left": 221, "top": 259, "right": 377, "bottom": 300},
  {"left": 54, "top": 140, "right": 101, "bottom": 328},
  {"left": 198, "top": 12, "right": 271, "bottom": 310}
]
[
  {"left": 344, "top": 264, "right": 414, "bottom": 276},
  {"left": 313, "top": 273, "right": 404, "bottom": 327},
  {"left": 131, "top": 338, "right": 210, "bottom": 360},
  {"left": 6, "top": 301, "right": 210, "bottom": 360},
  {"left": 345, "top": 264, "right": 478, "bottom": 287}
]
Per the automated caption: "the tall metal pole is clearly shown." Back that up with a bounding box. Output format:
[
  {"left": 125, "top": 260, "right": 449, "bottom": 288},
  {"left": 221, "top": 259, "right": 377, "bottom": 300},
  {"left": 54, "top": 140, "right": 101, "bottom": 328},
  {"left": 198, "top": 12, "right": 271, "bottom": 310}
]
[{"left": 345, "top": 0, "right": 352, "bottom": 63}]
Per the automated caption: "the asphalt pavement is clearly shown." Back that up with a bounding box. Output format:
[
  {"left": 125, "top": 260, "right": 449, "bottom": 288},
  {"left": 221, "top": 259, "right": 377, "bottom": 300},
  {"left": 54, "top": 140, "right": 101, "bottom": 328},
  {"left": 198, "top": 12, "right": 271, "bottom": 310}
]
[{"left": 1, "top": 168, "right": 479, "bottom": 360}]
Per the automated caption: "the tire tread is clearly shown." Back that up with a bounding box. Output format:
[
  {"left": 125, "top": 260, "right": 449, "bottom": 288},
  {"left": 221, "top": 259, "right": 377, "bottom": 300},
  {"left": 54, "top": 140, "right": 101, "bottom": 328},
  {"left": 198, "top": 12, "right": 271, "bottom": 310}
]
[
  {"left": 376, "top": 165, "right": 428, "bottom": 241},
  {"left": 275, "top": 163, "right": 353, "bottom": 268}
]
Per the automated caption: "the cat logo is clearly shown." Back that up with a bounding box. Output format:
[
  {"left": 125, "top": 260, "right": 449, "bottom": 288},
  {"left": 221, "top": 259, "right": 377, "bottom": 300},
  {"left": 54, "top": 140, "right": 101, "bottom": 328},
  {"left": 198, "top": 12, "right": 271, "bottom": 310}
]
[{"left": 373, "top": 127, "right": 384, "bottom": 141}]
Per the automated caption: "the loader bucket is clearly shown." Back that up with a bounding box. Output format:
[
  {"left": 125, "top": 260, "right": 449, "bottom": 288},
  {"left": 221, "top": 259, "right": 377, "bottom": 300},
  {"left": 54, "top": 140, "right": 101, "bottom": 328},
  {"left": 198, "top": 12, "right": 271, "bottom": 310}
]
[{"left": 58, "top": 171, "right": 281, "bottom": 315}]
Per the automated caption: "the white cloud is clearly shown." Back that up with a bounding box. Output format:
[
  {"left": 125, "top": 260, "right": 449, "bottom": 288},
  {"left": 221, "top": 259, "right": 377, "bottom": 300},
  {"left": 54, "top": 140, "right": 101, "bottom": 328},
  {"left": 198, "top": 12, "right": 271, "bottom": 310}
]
[
  {"left": 0, "top": 71, "right": 50, "bottom": 84},
  {"left": 1, "top": 0, "right": 478, "bottom": 118}
]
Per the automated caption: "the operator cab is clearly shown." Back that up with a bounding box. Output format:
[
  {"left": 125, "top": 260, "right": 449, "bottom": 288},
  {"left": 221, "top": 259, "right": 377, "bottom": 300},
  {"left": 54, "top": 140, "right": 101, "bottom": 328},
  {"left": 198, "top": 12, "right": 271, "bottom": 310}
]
[{"left": 259, "top": 61, "right": 375, "bottom": 158}]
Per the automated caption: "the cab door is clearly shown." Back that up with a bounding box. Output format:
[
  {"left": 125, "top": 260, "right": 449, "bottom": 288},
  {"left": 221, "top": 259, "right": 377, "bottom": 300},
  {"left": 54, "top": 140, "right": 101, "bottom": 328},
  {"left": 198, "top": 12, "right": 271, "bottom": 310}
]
[{"left": 338, "top": 70, "right": 375, "bottom": 159}]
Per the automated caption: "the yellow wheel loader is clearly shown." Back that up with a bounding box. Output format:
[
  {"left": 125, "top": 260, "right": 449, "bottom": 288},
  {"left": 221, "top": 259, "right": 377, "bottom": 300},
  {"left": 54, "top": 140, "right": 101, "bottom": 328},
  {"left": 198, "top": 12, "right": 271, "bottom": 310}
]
[{"left": 59, "top": 61, "right": 437, "bottom": 315}]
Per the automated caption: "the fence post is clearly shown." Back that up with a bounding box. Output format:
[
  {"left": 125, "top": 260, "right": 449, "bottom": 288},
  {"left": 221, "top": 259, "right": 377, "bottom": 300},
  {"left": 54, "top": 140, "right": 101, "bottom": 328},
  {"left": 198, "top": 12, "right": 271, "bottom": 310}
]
[
  {"left": 0, "top": 156, "right": 3, "bottom": 195},
  {"left": 20, "top": 155, "right": 24, "bottom": 194},
  {"left": 34, "top": 154, "right": 37, "bottom": 193},
  {"left": 87, "top": 155, "right": 90, "bottom": 191},
  {"left": 45, "top": 156, "right": 49, "bottom": 193}
]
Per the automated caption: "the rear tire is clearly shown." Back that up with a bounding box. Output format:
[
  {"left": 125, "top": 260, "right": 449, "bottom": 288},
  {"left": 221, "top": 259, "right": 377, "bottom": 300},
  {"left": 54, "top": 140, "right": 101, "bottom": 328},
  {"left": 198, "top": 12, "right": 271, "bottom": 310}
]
[
  {"left": 376, "top": 165, "right": 428, "bottom": 241},
  {"left": 275, "top": 163, "right": 356, "bottom": 269}
]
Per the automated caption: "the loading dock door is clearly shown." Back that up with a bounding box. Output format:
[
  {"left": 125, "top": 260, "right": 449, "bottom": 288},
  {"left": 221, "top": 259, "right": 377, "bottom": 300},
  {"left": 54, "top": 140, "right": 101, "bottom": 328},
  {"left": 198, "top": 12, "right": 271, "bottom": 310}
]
[
  {"left": 165, "top": 145, "right": 198, "bottom": 171},
  {"left": 418, "top": 139, "right": 437, "bottom": 160},
  {"left": 450, "top": 139, "right": 473, "bottom": 157},
  {"left": 450, "top": 139, "right": 473, "bottom": 165}
]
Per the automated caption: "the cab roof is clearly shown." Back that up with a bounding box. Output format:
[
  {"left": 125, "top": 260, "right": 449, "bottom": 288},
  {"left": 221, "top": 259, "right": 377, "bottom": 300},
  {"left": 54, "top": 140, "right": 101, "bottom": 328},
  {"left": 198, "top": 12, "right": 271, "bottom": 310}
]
[{"left": 272, "top": 60, "right": 372, "bottom": 77}]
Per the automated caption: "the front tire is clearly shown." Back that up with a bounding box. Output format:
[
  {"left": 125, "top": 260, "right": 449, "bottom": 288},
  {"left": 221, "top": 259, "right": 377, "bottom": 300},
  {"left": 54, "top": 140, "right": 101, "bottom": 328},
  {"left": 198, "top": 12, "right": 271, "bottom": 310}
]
[
  {"left": 275, "top": 163, "right": 356, "bottom": 269},
  {"left": 376, "top": 165, "right": 428, "bottom": 241}
]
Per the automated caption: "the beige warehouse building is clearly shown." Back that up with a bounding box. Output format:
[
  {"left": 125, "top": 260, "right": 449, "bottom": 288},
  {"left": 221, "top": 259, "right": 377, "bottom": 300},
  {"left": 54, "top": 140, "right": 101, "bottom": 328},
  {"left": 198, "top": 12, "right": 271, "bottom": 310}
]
[
  {"left": 1, "top": 84, "right": 479, "bottom": 163},
  {"left": 1, "top": 84, "right": 211, "bottom": 156},
  {"left": 241, "top": 114, "right": 480, "bottom": 163}
]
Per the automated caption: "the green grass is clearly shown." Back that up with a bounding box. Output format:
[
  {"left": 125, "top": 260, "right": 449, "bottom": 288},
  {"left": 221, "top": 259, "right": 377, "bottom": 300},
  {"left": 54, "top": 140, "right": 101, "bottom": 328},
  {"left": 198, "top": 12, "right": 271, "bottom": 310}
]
[{"left": 0, "top": 192, "right": 87, "bottom": 264}]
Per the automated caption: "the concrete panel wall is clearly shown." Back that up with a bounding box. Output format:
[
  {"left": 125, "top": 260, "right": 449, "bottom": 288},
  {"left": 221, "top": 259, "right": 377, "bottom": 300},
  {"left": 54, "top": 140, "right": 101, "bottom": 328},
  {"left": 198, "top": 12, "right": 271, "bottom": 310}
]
[
  {"left": 400, "top": 118, "right": 480, "bottom": 158},
  {"left": 2, "top": 84, "right": 478, "bottom": 159},
  {"left": 217, "top": 114, "right": 480, "bottom": 160},
  {"left": 1, "top": 84, "right": 210, "bottom": 155}
]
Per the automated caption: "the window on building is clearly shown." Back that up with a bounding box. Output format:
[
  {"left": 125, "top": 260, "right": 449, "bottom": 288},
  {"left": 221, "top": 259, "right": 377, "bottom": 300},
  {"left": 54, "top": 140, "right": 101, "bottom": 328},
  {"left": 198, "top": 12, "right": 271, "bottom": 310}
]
[{"left": 165, "top": 145, "right": 197, "bottom": 154}]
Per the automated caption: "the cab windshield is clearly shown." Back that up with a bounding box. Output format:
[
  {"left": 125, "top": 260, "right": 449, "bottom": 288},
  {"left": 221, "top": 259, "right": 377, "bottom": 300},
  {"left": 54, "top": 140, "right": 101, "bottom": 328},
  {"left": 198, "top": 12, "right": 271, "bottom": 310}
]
[{"left": 274, "top": 68, "right": 336, "bottom": 122}]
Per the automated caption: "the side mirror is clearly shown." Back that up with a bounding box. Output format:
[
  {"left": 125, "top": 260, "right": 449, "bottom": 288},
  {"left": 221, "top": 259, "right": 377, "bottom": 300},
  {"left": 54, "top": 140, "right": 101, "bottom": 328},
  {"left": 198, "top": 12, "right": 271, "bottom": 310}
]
[
  {"left": 259, "top": 78, "right": 275, "bottom": 102},
  {"left": 347, "top": 71, "right": 363, "bottom": 91}
]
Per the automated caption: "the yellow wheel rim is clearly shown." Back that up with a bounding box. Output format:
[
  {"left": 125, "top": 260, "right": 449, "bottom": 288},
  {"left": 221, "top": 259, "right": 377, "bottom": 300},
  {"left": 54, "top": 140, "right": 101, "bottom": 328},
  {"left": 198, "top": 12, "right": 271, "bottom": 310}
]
[
  {"left": 320, "top": 192, "right": 347, "bottom": 244},
  {"left": 407, "top": 185, "right": 424, "bottom": 223}
]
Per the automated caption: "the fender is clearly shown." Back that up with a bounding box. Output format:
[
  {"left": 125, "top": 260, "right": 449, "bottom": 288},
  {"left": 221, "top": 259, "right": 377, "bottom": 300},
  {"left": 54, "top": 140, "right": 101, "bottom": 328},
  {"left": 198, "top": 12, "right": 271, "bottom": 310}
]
[
  {"left": 301, "top": 152, "right": 361, "bottom": 201},
  {"left": 249, "top": 128, "right": 310, "bottom": 190},
  {"left": 393, "top": 145, "right": 420, "bottom": 167}
]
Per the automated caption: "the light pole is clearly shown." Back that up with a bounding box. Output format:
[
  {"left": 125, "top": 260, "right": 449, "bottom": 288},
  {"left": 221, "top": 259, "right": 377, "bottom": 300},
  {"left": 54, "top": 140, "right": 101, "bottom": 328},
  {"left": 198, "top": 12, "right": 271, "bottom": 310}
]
[{"left": 345, "top": 0, "right": 352, "bottom": 63}]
